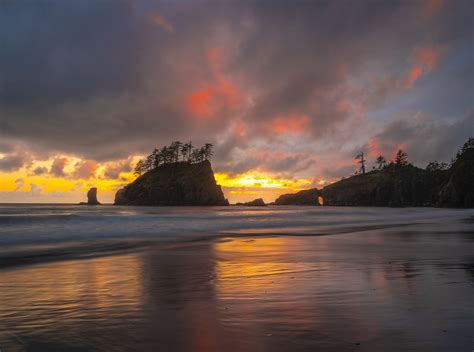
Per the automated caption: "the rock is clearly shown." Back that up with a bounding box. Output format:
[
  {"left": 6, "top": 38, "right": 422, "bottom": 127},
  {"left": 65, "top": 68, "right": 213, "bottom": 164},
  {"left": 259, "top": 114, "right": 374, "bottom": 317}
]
[
  {"left": 437, "top": 148, "right": 474, "bottom": 207},
  {"left": 321, "top": 148, "right": 474, "bottom": 208},
  {"left": 236, "top": 198, "right": 266, "bottom": 206},
  {"left": 80, "top": 187, "right": 101, "bottom": 205},
  {"left": 274, "top": 188, "right": 321, "bottom": 205},
  {"left": 321, "top": 165, "right": 438, "bottom": 207},
  {"left": 114, "top": 160, "right": 229, "bottom": 206}
]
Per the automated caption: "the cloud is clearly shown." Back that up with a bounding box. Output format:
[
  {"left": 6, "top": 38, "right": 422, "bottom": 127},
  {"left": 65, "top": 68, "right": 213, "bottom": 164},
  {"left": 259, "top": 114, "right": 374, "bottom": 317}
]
[
  {"left": 73, "top": 160, "right": 99, "bottom": 179},
  {"left": 361, "top": 111, "right": 474, "bottom": 167},
  {"left": 404, "top": 44, "right": 447, "bottom": 89},
  {"left": 0, "top": 0, "right": 471, "bottom": 186},
  {"left": 103, "top": 158, "right": 132, "bottom": 179},
  {"left": 31, "top": 166, "right": 48, "bottom": 175},
  {"left": 50, "top": 157, "right": 69, "bottom": 177},
  {"left": 148, "top": 12, "right": 174, "bottom": 33},
  {"left": 14, "top": 178, "right": 24, "bottom": 191},
  {"left": 28, "top": 183, "right": 43, "bottom": 197},
  {"left": 0, "top": 152, "right": 28, "bottom": 171}
]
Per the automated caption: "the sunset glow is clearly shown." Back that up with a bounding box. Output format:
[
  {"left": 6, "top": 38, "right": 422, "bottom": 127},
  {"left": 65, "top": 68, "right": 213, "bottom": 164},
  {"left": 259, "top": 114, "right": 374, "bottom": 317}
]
[{"left": 0, "top": 0, "right": 472, "bottom": 204}]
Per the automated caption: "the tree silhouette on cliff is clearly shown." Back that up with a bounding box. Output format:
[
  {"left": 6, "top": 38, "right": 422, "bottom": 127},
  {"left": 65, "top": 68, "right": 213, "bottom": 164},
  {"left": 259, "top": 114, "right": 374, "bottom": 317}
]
[
  {"left": 134, "top": 142, "right": 214, "bottom": 175},
  {"left": 394, "top": 149, "right": 408, "bottom": 166},
  {"left": 375, "top": 155, "right": 387, "bottom": 169}
]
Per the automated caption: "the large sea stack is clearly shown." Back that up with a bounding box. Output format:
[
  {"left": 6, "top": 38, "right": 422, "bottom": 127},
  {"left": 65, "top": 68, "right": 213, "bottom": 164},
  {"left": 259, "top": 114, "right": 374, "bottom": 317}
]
[{"left": 114, "top": 160, "right": 229, "bottom": 206}]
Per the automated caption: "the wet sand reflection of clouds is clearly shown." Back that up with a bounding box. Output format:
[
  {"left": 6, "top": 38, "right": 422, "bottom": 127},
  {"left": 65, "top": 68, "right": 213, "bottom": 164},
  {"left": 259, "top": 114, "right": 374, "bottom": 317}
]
[{"left": 0, "top": 222, "right": 473, "bottom": 351}]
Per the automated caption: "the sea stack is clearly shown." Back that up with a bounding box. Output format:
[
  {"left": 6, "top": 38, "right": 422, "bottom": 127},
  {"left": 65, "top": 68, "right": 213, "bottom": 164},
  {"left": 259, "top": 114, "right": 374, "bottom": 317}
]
[
  {"left": 114, "top": 160, "right": 229, "bottom": 206},
  {"left": 236, "top": 198, "right": 266, "bottom": 206},
  {"left": 80, "top": 187, "right": 101, "bottom": 205},
  {"left": 274, "top": 188, "right": 321, "bottom": 205}
]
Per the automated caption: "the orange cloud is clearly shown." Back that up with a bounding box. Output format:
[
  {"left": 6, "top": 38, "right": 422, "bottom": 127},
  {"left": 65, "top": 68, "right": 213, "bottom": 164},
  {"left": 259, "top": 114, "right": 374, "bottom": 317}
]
[
  {"left": 184, "top": 46, "right": 242, "bottom": 119},
  {"left": 206, "top": 47, "right": 222, "bottom": 70},
  {"left": 148, "top": 12, "right": 174, "bottom": 33},
  {"left": 271, "top": 114, "right": 310, "bottom": 134},
  {"left": 50, "top": 157, "right": 69, "bottom": 177},
  {"left": 186, "top": 89, "right": 212, "bottom": 117},
  {"left": 367, "top": 138, "right": 381, "bottom": 157},
  {"left": 233, "top": 121, "right": 246, "bottom": 138},
  {"left": 421, "top": 0, "right": 442, "bottom": 20},
  {"left": 73, "top": 160, "right": 99, "bottom": 179},
  {"left": 404, "top": 45, "right": 446, "bottom": 89},
  {"left": 184, "top": 77, "right": 241, "bottom": 119}
]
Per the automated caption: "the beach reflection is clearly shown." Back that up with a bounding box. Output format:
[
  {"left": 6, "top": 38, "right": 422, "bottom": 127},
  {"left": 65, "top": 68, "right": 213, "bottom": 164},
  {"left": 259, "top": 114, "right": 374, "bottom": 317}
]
[
  {"left": 0, "top": 229, "right": 473, "bottom": 351},
  {"left": 0, "top": 254, "right": 143, "bottom": 351}
]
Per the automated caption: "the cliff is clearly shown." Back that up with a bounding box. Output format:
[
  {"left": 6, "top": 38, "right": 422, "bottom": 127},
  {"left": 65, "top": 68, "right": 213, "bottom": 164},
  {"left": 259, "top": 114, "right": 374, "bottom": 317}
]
[
  {"left": 321, "top": 166, "right": 437, "bottom": 207},
  {"left": 437, "top": 148, "right": 474, "bottom": 207},
  {"left": 274, "top": 188, "right": 321, "bottom": 205},
  {"left": 114, "top": 160, "right": 229, "bottom": 206},
  {"left": 321, "top": 148, "right": 474, "bottom": 208}
]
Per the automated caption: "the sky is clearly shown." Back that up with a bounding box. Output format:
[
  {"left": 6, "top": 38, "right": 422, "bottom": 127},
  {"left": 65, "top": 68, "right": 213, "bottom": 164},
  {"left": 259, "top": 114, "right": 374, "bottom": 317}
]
[{"left": 0, "top": 0, "right": 473, "bottom": 203}]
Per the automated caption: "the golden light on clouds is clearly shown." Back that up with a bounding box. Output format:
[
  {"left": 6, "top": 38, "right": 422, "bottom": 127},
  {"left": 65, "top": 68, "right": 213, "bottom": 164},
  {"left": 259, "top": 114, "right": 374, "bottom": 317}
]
[{"left": 214, "top": 172, "right": 312, "bottom": 189}]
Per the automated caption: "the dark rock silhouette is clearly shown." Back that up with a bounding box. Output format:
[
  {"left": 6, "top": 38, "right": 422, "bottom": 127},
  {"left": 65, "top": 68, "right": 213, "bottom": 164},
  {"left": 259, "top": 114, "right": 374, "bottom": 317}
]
[
  {"left": 274, "top": 188, "right": 321, "bottom": 205},
  {"left": 236, "top": 198, "right": 266, "bottom": 206},
  {"left": 322, "top": 148, "right": 473, "bottom": 208},
  {"left": 114, "top": 160, "right": 229, "bottom": 206},
  {"left": 437, "top": 147, "right": 474, "bottom": 207},
  {"left": 80, "top": 187, "right": 101, "bottom": 205}
]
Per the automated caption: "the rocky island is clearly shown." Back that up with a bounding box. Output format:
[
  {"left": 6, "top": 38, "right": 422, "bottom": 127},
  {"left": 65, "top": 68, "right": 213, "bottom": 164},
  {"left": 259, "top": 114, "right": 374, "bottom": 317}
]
[{"left": 114, "top": 142, "right": 228, "bottom": 206}]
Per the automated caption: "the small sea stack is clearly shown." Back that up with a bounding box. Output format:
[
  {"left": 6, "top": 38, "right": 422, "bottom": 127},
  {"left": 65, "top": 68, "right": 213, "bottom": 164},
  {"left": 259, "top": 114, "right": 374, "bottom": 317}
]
[{"left": 80, "top": 187, "right": 101, "bottom": 205}]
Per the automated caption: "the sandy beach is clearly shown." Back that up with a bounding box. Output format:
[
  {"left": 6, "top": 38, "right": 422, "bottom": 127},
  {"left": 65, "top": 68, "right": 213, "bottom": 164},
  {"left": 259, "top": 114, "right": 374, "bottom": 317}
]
[{"left": 0, "top": 206, "right": 473, "bottom": 351}]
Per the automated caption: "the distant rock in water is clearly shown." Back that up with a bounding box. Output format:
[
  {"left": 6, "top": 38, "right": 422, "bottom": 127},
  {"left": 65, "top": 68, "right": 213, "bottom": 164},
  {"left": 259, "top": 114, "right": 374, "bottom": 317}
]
[
  {"left": 114, "top": 160, "right": 229, "bottom": 206},
  {"left": 80, "top": 187, "right": 101, "bottom": 205},
  {"left": 274, "top": 188, "right": 321, "bottom": 205},
  {"left": 236, "top": 198, "right": 266, "bottom": 206}
]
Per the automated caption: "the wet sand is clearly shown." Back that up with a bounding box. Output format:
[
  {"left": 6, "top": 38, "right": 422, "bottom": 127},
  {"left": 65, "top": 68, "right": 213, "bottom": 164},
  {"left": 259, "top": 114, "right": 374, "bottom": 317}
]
[{"left": 0, "top": 221, "right": 473, "bottom": 351}]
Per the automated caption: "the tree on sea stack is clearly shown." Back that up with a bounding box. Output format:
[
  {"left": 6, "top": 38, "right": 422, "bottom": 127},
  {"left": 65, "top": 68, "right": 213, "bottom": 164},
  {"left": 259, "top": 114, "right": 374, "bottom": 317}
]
[
  {"left": 395, "top": 149, "right": 408, "bottom": 166},
  {"left": 375, "top": 155, "right": 387, "bottom": 169},
  {"left": 133, "top": 141, "right": 215, "bottom": 176}
]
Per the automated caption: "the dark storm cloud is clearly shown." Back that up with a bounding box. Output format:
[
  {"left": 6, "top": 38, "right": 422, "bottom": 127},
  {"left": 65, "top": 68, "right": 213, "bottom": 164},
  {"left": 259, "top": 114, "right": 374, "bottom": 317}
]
[
  {"left": 0, "top": 0, "right": 472, "bottom": 176},
  {"left": 0, "top": 152, "right": 27, "bottom": 171},
  {"left": 368, "top": 111, "right": 474, "bottom": 166},
  {"left": 31, "top": 166, "right": 48, "bottom": 175}
]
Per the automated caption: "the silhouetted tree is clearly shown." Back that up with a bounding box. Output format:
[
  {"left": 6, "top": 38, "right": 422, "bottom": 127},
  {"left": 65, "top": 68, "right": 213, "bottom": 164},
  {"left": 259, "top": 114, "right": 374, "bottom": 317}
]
[
  {"left": 203, "top": 143, "right": 214, "bottom": 160},
  {"left": 375, "top": 155, "right": 387, "bottom": 169},
  {"left": 134, "top": 160, "right": 145, "bottom": 176},
  {"left": 355, "top": 151, "right": 366, "bottom": 174},
  {"left": 453, "top": 137, "right": 474, "bottom": 164},
  {"left": 395, "top": 149, "right": 408, "bottom": 166},
  {"left": 426, "top": 161, "right": 448, "bottom": 172},
  {"left": 180, "top": 143, "right": 190, "bottom": 162},
  {"left": 133, "top": 141, "right": 216, "bottom": 178},
  {"left": 169, "top": 141, "right": 182, "bottom": 162},
  {"left": 184, "top": 141, "right": 193, "bottom": 161},
  {"left": 191, "top": 148, "right": 201, "bottom": 163}
]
